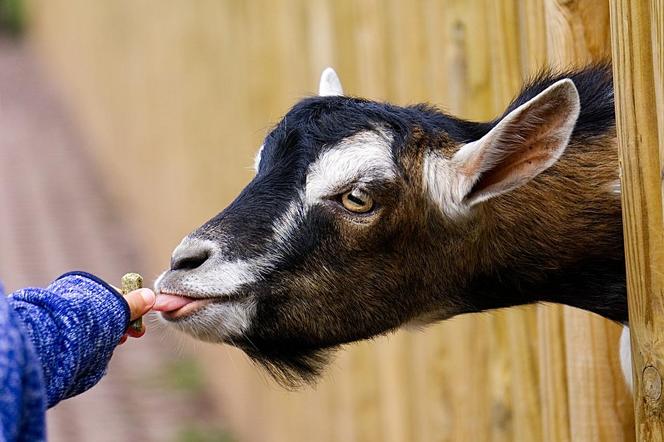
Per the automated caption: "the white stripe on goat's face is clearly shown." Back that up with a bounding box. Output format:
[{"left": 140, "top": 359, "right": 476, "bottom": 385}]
[
  {"left": 156, "top": 128, "right": 398, "bottom": 345},
  {"left": 305, "top": 130, "right": 395, "bottom": 206},
  {"left": 272, "top": 199, "right": 306, "bottom": 246},
  {"left": 169, "top": 237, "right": 275, "bottom": 297},
  {"left": 155, "top": 237, "right": 274, "bottom": 337}
]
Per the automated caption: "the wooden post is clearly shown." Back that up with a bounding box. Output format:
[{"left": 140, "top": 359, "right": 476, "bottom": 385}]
[
  {"left": 610, "top": 0, "right": 664, "bottom": 439},
  {"left": 544, "top": 2, "right": 634, "bottom": 441}
]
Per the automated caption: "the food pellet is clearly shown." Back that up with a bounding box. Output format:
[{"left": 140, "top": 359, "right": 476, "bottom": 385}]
[{"left": 121, "top": 273, "right": 143, "bottom": 333}]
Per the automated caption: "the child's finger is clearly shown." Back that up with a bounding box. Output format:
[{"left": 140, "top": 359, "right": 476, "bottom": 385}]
[
  {"left": 126, "top": 323, "right": 146, "bottom": 338},
  {"left": 117, "top": 324, "right": 146, "bottom": 346},
  {"left": 124, "top": 288, "right": 156, "bottom": 321}
]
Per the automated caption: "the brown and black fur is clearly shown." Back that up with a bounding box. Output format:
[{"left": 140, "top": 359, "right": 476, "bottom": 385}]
[{"left": 161, "top": 64, "right": 623, "bottom": 386}]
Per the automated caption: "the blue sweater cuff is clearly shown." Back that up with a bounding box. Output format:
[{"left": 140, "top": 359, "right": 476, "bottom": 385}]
[
  {"left": 56, "top": 271, "right": 131, "bottom": 330},
  {"left": 9, "top": 273, "right": 130, "bottom": 407}
]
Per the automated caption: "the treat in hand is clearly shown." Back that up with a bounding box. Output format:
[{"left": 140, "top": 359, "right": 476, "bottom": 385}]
[{"left": 121, "top": 273, "right": 144, "bottom": 333}]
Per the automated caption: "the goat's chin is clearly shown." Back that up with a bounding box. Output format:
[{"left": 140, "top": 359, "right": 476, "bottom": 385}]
[
  {"left": 159, "top": 301, "right": 334, "bottom": 388},
  {"left": 241, "top": 344, "right": 335, "bottom": 389},
  {"left": 158, "top": 300, "right": 257, "bottom": 344}
]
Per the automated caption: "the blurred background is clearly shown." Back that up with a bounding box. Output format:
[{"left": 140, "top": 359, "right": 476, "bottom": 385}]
[{"left": 0, "top": 0, "right": 634, "bottom": 441}]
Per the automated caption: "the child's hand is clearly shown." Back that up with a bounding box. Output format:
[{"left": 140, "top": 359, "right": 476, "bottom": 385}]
[{"left": 118, "top": 288, "right": 156, "bottom": 345}]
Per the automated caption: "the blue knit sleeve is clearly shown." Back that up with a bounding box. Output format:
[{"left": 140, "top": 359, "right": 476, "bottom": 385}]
[
  {"left": 8, "top": 272, "right": 130, "bottom": 408},
  {"left": 0, "top": 284, "right": 47, "bottom": 442}
]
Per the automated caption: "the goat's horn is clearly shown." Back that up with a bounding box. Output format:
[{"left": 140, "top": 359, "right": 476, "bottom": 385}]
[{"left": 319, "top": 67, "right": 344, "bottom": 96}]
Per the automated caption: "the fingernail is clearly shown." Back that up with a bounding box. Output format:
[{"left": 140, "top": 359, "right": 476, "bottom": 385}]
[{"left": 140, "top": 288, "right": 156, "bottom": 306}]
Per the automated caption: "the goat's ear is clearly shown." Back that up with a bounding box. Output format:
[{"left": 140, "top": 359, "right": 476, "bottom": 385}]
[
  {"left": 453, "top": 79, "right": 580, "bottom": 206},
  {"left": 319, "top": 67, "right": 344, "bottom": 96}
]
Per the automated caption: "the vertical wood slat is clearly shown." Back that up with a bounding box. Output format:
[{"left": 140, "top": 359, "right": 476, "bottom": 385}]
[
  {"left": 523, "top": 5, "right": 573, "bottom": 440},
  {"left": 486, "top": 1, "right": 540, "bottom": 440},
  {"left": 544, "top": 2, "right": 634, "bottom": 441},
  {"left": 610, "top": 0, "right": 664, "bottom": 439}
]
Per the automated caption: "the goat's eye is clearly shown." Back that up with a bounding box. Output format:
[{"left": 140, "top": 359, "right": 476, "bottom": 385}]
[{"left": 341, "top": 189, "right": 374, "bottom": 214}]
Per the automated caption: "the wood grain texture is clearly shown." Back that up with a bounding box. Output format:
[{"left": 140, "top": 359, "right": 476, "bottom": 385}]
[
  {"left": 486, "top": 4, "right": 542, "bottom": 440},
  {"left": 518, "top": 11, "right": 574, "bottom": 441},
  {"left": 610, "top": 0, "right": 664, "bottom": 439},
  {"left": 543, "top": 2, "right": 634, "bottom": 441}
]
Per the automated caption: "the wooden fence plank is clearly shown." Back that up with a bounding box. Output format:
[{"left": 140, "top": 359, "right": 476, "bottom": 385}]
[
  {"left": 610, "top": 0, "right": 664, "bottom": 439},
  {"left": 544, "top": 2, "right": 634, "bottom": 441}
]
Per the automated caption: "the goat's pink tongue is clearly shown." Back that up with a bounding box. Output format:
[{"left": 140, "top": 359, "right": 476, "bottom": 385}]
[{"left": 153, "top": 294, "right": 195, "bottom": 312}]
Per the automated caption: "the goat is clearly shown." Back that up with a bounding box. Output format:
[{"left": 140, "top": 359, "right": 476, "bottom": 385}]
[{"left": 153, "top": 64, "right": 630, "bottom": 388}]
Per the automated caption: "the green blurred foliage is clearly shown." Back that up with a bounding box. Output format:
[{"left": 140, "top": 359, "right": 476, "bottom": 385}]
[
  {"left": 160, "top": 357, "right": 206, "bottom": 393},
  {"left": 137, "top": 356, "right": 239, "bottom": 441},
  {"left": 176, "top": 426, "right": 236, "bottom": 442},
  {"left": 0, "top": 0, "right": 24, "bottom": 36},
  {"left": 137, "top": 356, "right": 206, "bottom": 393}
]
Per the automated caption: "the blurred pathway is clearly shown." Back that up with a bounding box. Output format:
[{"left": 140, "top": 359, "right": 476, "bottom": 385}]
[{"left": 0, "top": 38, "right": 231, "bottom": 441}]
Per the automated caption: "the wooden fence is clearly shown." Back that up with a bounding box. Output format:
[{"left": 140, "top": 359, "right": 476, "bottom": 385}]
[
  {"left": 611, "top": 0, "right": 664, "bottom": 439},
  {"left": 25, "top": 0, "right": 658, "bottom": 440}
]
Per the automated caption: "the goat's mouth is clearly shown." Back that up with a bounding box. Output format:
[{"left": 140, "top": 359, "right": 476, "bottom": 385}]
[{"left": 153, "top": 292, "right": 217, "bottom": 320}]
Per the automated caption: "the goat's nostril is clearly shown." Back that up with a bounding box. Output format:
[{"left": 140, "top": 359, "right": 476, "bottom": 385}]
[{"left": 170, "top": 247, "right": 211, "bottom": 272}]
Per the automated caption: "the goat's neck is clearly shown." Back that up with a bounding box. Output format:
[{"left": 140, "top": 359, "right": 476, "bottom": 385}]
[
  {"left": 463, "top": 253, "right": 627, "bottom": 322},
  {"left": 454, "top": 137, "right": 626, "bottom": 322}
]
